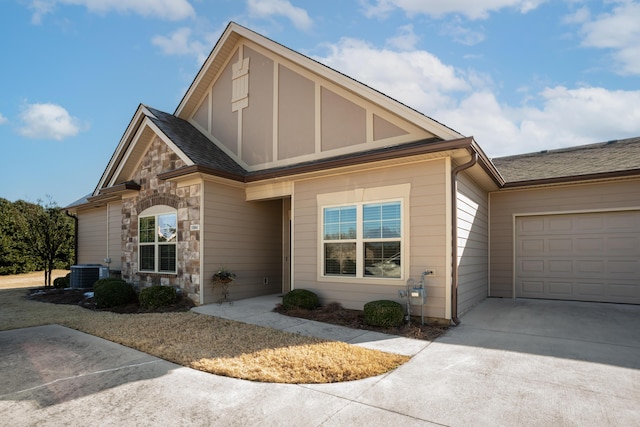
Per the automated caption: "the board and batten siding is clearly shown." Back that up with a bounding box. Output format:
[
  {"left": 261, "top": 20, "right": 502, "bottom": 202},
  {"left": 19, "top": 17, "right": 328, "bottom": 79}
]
[
  {"left": 489, "top": 179, "right": 640, "bottom": 298},
  {"left": 77, "top": 206, "right": 108, "bottom": 265},
  {"left": 456, "top": 172, "right": 489, "bottom": 314},
  {"left": 293, "top": 159, "right": 450, "bottom": 319},
  {"left": 201, "top": 180, "right": 283, "bottom": 304}
]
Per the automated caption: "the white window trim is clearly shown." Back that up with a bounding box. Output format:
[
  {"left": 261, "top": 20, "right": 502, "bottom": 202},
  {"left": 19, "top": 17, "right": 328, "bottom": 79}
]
[
  {"left": 138, "top": 205, "right": 177, "bottom": 274},
  {"left": 317, "top": 183, "right": 410, "bottom": 285}
]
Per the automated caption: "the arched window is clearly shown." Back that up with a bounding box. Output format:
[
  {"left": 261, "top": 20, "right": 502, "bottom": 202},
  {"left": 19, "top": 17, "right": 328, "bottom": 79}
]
[{"left": 139, "top": 205, "right": 177, "bottom": 273}]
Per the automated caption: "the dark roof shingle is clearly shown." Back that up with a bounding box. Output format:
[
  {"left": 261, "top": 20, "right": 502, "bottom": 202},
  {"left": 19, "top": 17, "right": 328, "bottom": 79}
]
[
  {"left": 492, "top": 137, "right": 640, "bottom": 183},
  {"left": 145, "top": 106, "right": 247, "bottom": 177}
]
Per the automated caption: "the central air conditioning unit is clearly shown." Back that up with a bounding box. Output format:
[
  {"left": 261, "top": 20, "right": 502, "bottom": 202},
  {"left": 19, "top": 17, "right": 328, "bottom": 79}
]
[{"left": 70, "top": 264, "right": 109, "bottom": 289}]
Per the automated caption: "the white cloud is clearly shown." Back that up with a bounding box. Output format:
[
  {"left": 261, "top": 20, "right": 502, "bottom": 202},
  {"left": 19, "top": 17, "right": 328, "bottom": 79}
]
[
  {"left": 29, "top": 0, "right": 55, "bottom": 25},
  {"left": 361, "top": 0, "right": 546, "bottom": 20},
  {"left": 438, "top": 86, "right": 640, "bottom": 156},
  {"left": 28, "top": 0, "right": 195, "bottom": 23},
  {"left": 315, "top": 38, "right": 640, "bottom": 157},
  {"left": 386, "top": 24, "right": 419, "bottom": 50},
  {"left": 440, "top": 16, "right": 485, "bottom": 45},
  {"left": 0, "top": 113, "right": 7, "bottom": 125},
  {"left": 577, "top": 2, "right": 640, "bottom": 75},
  {"left": 18, "top": 103, "right": 84, "bottom": 141},
  {"left": 152, "top": 27, "right": 211, "bottom": 63},
  {"left": 317, "top": 38, "right": 470, "bottom": 113},
  {"left": 247, "top": 0, "right": 313, "bottom": 30}
]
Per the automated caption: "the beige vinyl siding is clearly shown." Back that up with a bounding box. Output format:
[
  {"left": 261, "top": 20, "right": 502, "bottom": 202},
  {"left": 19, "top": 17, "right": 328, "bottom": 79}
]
[
  {"left": 456, "top": 172, "right": 488, "bottom": 314},
  {"left": 77, "top": 207, "right": 107, "bottom": 265},
  {"left": 202, "top": 181, "right": 282, "bottom": 304},
  {"left": 107, "top": 202, "right": 122, "bottom": 270},
  {"left": 489, "top": 179, "right": 640, "bottom": 298},
  {"left": 293, "top": 159, "right": 450, "bottom": 319}
]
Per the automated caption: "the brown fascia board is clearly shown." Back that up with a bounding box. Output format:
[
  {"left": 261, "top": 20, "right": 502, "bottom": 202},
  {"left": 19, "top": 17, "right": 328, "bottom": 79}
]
[
  {"left": 158, "top": 165, "right": 245, "bottom": 182},
  {"left": 502, "top": 168, "right": 640, "bottom": 188},
  {"left": 158, "top": 136, "right": 503, "bottom": 187},
  {"left": 85, "top": 181, "right": 141, "bottom": 205}
]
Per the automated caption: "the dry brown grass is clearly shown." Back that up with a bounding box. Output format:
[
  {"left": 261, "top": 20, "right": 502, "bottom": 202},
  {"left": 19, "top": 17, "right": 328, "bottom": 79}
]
[{"left": 0, "top": 274, "right": 410, "bottom": 384}]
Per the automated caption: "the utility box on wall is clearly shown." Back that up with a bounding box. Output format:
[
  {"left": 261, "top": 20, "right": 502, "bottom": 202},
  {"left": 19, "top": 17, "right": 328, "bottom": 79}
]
[{"left": 410, "top": 286, "right": 426, "bottom": 305}]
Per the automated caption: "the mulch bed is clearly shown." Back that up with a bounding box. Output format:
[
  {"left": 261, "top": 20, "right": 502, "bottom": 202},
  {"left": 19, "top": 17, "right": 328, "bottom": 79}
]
[
  {"left": 26, "top": 287, "right": 195, "bottom": 313},
  {"left": 274, "top": 302, "right": 448, "bottom": 341},
  {"left": 27, "top": 288, "right": 448, "bottom": 341}
]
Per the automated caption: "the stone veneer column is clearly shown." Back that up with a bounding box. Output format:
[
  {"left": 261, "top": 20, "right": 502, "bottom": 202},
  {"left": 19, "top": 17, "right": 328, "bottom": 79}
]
[{"left": 120, "top": 136, "right": 201, "bottom": 303}]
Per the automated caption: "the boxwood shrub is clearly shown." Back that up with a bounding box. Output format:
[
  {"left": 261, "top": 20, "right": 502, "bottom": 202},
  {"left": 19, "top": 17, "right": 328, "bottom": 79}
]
[
  {"left": 93, "top": 278, "right": 137, "bottom": 309},
  {"left": 282, "top": 289, "right": 319, "bottom": 310},
  {"left": 53, "top": 273, "right": 71, "bottom": 289},
  {"left": 139, "top": 285, "right": 177, "bottom": 309},
  {"left": 363, "top": 300, "right": 405, "bottom": 327}
]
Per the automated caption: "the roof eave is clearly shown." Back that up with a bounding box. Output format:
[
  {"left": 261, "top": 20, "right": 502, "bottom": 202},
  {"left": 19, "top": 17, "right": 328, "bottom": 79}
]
[
  {"left": 156, "top": 136, "right": 505, "bottom": 186},
  {"left": 502, "top": 168, "right": 640, "bottom": 188}
]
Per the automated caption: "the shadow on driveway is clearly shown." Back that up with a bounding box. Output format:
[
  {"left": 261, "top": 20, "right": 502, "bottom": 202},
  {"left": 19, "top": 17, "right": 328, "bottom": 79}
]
[{"left": 0, "top": 324, "right": 177, "bottom": 408}]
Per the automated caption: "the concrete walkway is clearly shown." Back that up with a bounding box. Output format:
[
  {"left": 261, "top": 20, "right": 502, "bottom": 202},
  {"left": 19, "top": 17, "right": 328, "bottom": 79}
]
[
  {"left": 192, "top": 294, "right": 429, "bottom": 356},
  {"left": 1, "top": 297, "right": 639, "bottom": 426}
]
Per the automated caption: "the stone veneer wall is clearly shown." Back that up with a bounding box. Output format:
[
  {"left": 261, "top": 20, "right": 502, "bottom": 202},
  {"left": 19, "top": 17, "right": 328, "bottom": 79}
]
[{"left": 121, "top": 136, "right": 201, "bottom": 302}]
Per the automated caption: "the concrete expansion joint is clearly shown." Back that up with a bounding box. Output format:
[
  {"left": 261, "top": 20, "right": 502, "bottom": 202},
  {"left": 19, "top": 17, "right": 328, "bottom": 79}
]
[{"left": 0, "top": 359, "right": 161, "bottom": 398}]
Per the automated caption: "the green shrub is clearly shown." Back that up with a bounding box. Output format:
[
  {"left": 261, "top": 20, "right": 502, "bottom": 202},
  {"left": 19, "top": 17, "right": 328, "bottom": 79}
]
[
  {"left": 364, "top": 300, "right": 405, "bottom": 327},
  {"left": 53, "top": 273, "right": 71, "bottom": 289},
  {"left": 93, "top": 278, "right": 137, "bottom": 309},
  {"left": 139, "top": 285, "right": 177, "bottom": 309},
  {"left": 282, "top": 289, "right": 319, "bottom": 310}
]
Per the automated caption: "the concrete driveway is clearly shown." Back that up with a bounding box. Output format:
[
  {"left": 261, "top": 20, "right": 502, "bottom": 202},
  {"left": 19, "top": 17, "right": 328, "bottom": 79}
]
[{"left": 1, "top": 298, "right": 639, "bottom": 426}]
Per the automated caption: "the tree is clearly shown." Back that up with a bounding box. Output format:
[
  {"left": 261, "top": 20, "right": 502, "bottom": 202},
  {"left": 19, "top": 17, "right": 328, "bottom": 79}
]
[
  {"left": 0, "top": 198, "right": 37, "bottom": 274},
  {"left": 14, "top": 198, "right": 75, "bottom": 286}
]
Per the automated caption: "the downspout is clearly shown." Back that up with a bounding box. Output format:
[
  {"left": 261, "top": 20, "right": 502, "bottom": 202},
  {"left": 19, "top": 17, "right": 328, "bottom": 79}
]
[
  {"left": 65, "top": 210, "right": 79, "bottom": 266},
  {"left": 450, "top": 147, "right": 478, "bottom": 326}
]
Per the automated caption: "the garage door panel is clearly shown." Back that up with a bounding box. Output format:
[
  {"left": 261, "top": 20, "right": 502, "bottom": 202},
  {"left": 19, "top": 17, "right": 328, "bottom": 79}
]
[
  {"left": 608, "top": 283, "right": 640, "bottom": 299},
  {"left": 576, "top": 260, "right": 604, "bottom": 274},
  {"left": 576, "top": 237, "right": 604, "bottom": 252},
  {"left": 607, "top": 260, "right": 637, "bottom": 275},
  {"left": 607, "top": 237, "right": 638, "bottom": 252},
  {"left": 575, "top": 282, "right": 605, "bottom": 297},
  {"left": 549, "top": 238, "right": 572, "bottom": 252},
  {"left": 548, "top": 216, "right": 572, "bottom": 231},
  {"left": 516, "top": 211, "right": 640, "bottom": 304},
  {"left": 520, "top": 238, "right": 544, "bottom": 254},
  {"left": 549, "top": 260, "right": 572, "bottom": 273},
  {"left": 521, "top": 280, "right": 545, "bottom": 295},
  {"left": 520, "top": 259, "right": 544, "bottom": 274},
  {"left": 547, "top": 281, "right": 572, "bottom": 296}
]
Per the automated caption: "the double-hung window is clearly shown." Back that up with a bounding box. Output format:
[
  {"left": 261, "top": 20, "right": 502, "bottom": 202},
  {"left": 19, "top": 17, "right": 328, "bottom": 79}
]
[
  {"left": 139, "top": 206, "right": 177, "bottom": 274},
  {"left": 323, "top": 200, "right": 402, "bottom": 279}
]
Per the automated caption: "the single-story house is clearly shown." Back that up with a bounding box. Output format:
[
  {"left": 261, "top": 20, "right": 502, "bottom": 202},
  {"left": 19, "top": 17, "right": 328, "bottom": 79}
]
[{"left": 67, "top": 22, "right": 640, "bottom": 324}]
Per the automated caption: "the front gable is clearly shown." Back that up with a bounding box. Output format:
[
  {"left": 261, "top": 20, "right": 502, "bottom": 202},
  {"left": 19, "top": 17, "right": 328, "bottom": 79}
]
[
  {"left": 178, "top": 23, "right": 463, "bottom": 172},
  {"left": 93, "top": 105, "right": 195, "bottom": 198}
]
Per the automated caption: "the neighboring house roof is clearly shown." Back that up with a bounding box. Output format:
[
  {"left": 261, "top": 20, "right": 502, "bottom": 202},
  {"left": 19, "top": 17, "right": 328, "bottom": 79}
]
[{"left": 493, "top": 136, "right": 640, "bottom": 187}]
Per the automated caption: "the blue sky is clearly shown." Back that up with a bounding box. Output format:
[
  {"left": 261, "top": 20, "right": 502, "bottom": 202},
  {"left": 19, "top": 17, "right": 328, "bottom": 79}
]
[{"left": 1, "top": 0, "right": 639, "bottom": 206}]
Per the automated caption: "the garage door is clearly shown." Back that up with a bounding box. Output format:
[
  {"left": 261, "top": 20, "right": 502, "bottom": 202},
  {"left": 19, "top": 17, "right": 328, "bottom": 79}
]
[{"left": 516, "top": 211, "right": 640, "bottom": 304}]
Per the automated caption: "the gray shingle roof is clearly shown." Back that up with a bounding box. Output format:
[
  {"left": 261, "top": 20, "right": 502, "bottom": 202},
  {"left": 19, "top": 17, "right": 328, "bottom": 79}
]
[
  {"left": 145, "top": 106, "right": 247, "bottom": 177},
  {"left": 492, "top": 137, "right": 640, "bottom": 183}
]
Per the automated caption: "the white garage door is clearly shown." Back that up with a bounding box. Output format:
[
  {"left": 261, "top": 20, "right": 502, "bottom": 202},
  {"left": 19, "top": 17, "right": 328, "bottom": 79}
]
[{"left": 516, "top": 211, "right": 640, "bottom": 304}]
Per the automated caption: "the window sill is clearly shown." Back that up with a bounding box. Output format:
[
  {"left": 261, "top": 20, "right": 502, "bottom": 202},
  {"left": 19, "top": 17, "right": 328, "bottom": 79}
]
[
  {"left": 138, "top": 271, "right": 178, "bottom": 277},
  {"left": 317, "top": 275, "right": 404, "bottom": 286}
]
